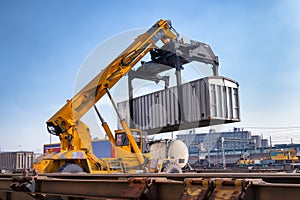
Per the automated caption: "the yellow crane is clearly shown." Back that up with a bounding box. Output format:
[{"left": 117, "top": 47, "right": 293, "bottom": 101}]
[{"left": 34, "top": 19, "right": 180, "bottom": 173}]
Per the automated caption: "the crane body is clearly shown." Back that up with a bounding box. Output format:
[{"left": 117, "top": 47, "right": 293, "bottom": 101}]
[{"left": 34, "top": 19, "right": 183, "bottom": 173}]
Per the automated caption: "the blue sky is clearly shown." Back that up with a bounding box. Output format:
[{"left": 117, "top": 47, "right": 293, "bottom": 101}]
[{"left": 1, "top": 0, "right": 300, "bottom": 151}]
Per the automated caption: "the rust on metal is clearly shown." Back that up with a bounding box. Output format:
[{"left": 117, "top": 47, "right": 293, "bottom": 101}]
[
  {"left": 179, "top": 178, "right": 212, "bottom": 200},
  {"left": 122, "top": 177, "right": 151, "bottom": 199},
  {"left": 2, "top": 173, "right": 300, "bottom": 199},
  {"left": 210, "top": 178, "right": 249, "bottom": 200}
]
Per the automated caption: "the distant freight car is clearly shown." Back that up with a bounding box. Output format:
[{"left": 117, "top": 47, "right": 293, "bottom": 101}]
[
  {"left": 44, "top": 139, "right": 115, "bottom": 159},
  {"left": 0, "top": 151, "right": 34, "bottom": 173}
]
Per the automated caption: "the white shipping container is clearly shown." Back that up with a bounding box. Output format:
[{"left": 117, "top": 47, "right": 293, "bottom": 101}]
[{"left": 117, "top": 76, "right": 240, "bottom": 134}]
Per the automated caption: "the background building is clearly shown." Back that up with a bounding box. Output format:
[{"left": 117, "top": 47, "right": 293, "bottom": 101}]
[
  {"left": 251, "top": 135, "right": 262, "bottom": 149},
  {"left": 177, "top": 128, "right": 269, "bottom": 167},
  {"left": 262, "top": 139, "right": 269, "bottom": 148}
]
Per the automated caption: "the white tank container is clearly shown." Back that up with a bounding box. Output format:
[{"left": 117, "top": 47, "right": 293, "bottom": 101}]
[{"left": 149, "top": 139, "right": 189, "bottom": 168}]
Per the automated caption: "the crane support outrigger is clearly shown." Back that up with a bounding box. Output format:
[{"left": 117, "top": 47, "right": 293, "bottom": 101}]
[{"left": 34, "top": 19, "right": 179, "bottom": 173}]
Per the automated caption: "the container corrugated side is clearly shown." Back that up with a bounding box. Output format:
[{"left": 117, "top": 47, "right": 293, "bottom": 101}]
[
  {"left": 0, "top": 151, "right": 33, "bottom": 173},
  {"left": 0, "top": 152, "right": 16, "bottom": 172},
  {"left": 117, "top": 76, "right": 240, "bottom": 134}
]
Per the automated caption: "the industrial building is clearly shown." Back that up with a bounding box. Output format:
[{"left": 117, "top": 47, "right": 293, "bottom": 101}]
[{"left": 177, "top": 128, "right": 269, "bottom": 167}]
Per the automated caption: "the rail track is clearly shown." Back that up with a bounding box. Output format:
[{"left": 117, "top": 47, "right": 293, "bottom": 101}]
[{"left": 1, "top": 172, "right": 300, "bottom": 199}]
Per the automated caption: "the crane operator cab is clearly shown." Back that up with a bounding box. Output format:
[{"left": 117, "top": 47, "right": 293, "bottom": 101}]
[{"left": 115, "top": 129, "right": 150, "bottom": 154}]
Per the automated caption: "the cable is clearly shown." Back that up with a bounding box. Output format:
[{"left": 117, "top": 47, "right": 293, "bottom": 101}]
[{"left": 242, "top": 126, "right": 300, "bottom": 130}]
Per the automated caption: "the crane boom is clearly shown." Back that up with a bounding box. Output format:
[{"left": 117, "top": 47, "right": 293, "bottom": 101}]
[
  {"left": 43, "top": 19, "right": 179, "bottom": 169},
  {"left": 47, "top": 19, "right": 177, "bottom": 136}
]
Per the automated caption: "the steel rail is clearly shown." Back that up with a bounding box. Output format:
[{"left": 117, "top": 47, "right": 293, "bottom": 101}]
[
  {"left": 2, "top": 173, "right": 300, "bottom": 199},
  {"left": 40, "top": 172, "right": 300, "bottom": 183}
]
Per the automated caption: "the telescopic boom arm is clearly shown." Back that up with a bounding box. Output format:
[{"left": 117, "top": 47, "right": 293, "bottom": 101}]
[{"left": 46, "top": 20, "right": 178, "bottom": 160}]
